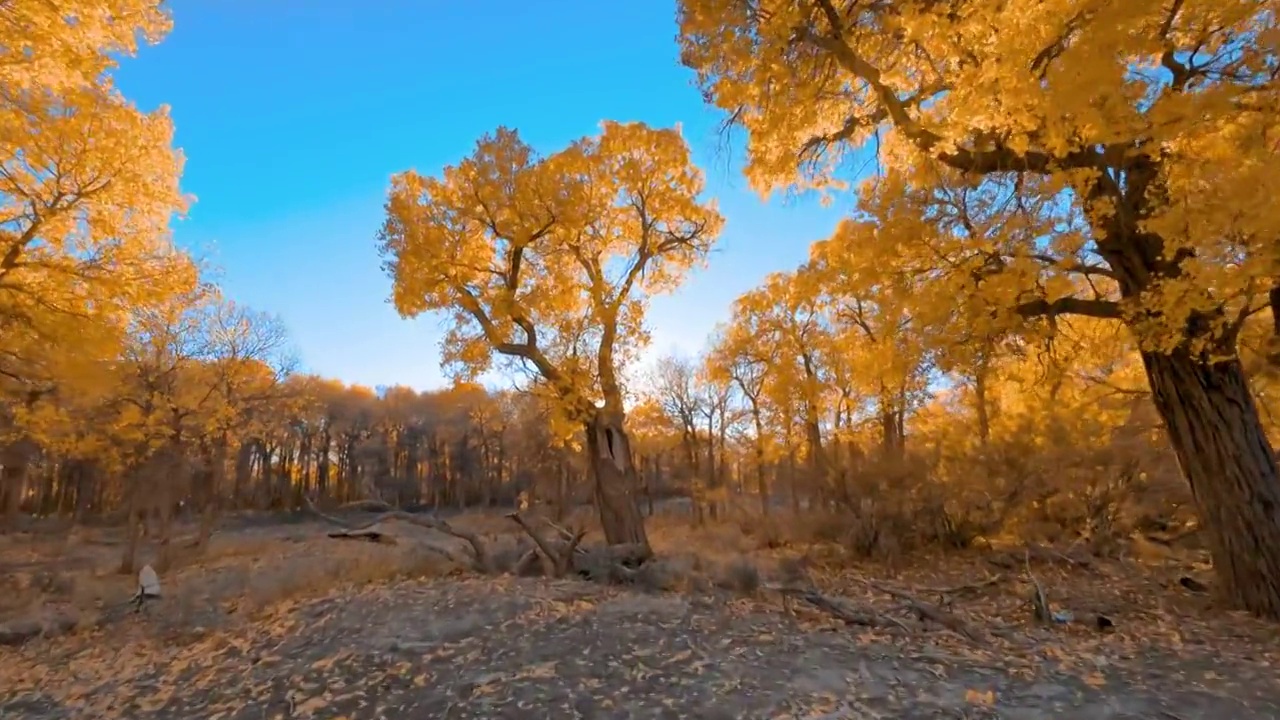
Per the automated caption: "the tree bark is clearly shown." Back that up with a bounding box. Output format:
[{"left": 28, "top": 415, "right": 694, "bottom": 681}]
[
  {"left": 974, "top": 367, "right": 991, "bottom": 447},
  {"left": 584, "top": 409, "right": 651, "bottom": 556},
  {"left": 750, "top": 405, "right": 769, "bottom": 517},
  {"left": 119, "top": 493, "right": 143, "bottom": 575},
  {"left": 1142, "top": 349, "right": 1280, "bottom": 618}
]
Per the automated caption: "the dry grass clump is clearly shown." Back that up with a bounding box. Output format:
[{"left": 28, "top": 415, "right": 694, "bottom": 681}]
[{"left": 0, "top": 525, "right": 467, "bottom": 646}]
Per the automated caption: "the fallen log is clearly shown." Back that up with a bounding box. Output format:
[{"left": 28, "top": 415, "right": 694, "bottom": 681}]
[
  {"left": 303, "top": 494, "right": 492, "bottom": 572},
  {"left": 327, "top": 524, "right": 398, "bottom": 545}
]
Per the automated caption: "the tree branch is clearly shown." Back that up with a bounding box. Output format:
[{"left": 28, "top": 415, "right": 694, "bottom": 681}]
[
  {"left": 1027, "top": 253, "right": 1117, "bottom": 279},
  {"left": 1016, "top": 297, "right": 1122, "bottom": 320},
  {"left": 799, "top": 0, "right": 1108, "bottom": 176}
]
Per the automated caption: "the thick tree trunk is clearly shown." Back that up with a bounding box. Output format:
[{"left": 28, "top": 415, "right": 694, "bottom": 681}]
[
  {"left": 1142, "top": 349, "right": 1280, "bottom": 618},
  {"left": 584, "top": 410, "right": 651, "bottom": 556}
]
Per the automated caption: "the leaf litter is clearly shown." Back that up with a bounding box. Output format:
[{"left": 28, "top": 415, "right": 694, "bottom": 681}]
[{"left": 2, "top": 526, "right": 1280, "bottom": 719}]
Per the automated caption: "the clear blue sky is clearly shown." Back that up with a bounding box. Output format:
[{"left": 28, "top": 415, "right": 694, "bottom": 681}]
[{"left": 113, "top": 0, "right": 847, "bottom": 391}]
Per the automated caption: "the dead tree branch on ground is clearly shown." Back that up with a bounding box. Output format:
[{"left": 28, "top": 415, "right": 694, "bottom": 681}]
[{"left": 303, "top": 494, "right": 493, "bottom": 572}]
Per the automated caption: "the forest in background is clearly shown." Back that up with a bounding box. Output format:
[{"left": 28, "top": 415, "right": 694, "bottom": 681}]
[{"left": 8, "top": 0, "right": 1280, "bottom": 626}]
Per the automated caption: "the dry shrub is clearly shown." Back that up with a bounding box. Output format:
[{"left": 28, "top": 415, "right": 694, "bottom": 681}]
[
  {"left": 952, "top": 422, "right": 1193, "bottom": 550},
  {"left": 624, "top": 550, "right": 762, "bottom": 596},
  {"left": 735, "top": 516, "right": 789, "bottom": 549},
  {"left": 648, "top": 514, "right": 757, "bottom": 558},
  {"left": 773, "top": 420, "right": 1194, "bottom": 562},
  {"left": 631, "top": 554, "right": 701, "bottom": 593}
]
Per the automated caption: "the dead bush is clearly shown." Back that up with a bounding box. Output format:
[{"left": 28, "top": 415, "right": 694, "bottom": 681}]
[
  {"left": 754, "top": 419, "right": 1192, "bottom": 565},
  {"left": 713, "top": 555, "right": 761, "bottom": 595},
  {"left": 737, "top": 517, "right": 789, "bottom": 550},
  {"left": 631, "top": 554, "right": 699, "bottom": 593}
]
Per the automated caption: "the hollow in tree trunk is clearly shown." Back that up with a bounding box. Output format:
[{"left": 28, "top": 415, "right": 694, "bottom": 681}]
[
  {"left": 584, "top": 409, "right": 651, "bottom": 558},
  {"left": 1142, "top": 348, "right": 1280, "bottom": 618}
]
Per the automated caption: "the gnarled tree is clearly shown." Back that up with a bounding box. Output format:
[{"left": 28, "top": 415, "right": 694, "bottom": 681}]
[
  {"left": 680, "top": 0, "right": 1280, "bottom": 615},
  {"left": 378, "top": 122, "right": 723, "bottom": 555}
]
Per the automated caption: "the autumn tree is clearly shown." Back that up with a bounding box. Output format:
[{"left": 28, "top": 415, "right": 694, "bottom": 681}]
[
  {"left": 706, "top": 325, "right": 774, "bottom": 515},
  {"left": 731, "top": 271, "right": 838, "bottom": 501},
  {"left": 1, "top": 1, "right": 172, "bottom": 94},
  {"left": 0, "top": 0, "right": 188, "bottom": 522},
  {"left": 807, "top": 233, "right": 934, "bottom": 459},
  {"left": 189, "top": 299, "right": 295, "bottom": 548},
  {"left": 647, "top": 351, "right": 739, "bottom": 519},
  {"left": 650, "top": 353, "right": 705, "bottom": 482},
  {"left": 0, "top": 3, "right": 186, "bottom": 391},
  {"left": 378, "top": 122, "right": 723, "bottom": 554},
  {"left": 680, "top": 0, "right": 1280, "bottom": 616}
]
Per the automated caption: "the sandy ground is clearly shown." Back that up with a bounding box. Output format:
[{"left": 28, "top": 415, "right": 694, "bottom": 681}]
[{"left": 2, "top": 514, "right": 1279, "bottom": 719}]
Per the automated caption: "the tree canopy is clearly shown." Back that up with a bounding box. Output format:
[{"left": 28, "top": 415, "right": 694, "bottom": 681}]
[{"left": 379, "top": 122, "right": 723, "bottom": 420}]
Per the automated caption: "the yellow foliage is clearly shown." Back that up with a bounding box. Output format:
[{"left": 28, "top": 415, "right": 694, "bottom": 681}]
[
  {"left": 678, "top": 0, "right": 1280, "bottom": 354},
  {"left": 1, "top": 1, "right": 172, "bottom": 94},
  {"left": 379, "top": 121, "right": 723, "bottom": 424},
  {"left": 0, "top": 0, "right": 189, "bottom": 397}
]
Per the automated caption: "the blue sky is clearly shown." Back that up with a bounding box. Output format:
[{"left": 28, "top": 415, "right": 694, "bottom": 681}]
[{"left": 112, "top": 0, "right": 847, "bottom": 391}]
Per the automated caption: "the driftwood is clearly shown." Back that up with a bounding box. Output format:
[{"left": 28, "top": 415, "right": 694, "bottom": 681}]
[
  {"left": 1025, "top": 550, "right": 1052, "bottom": 624},
  {"left": 921, "top": 574, "right": 1006, "bottom": 598},
  {"left": 503, "top": 514, "right": 649, "bottom": 581},
  {"left": 337, "top": 499, "right": 398, "bottom": 513},
  {"left": 326, "top": 524, "right": 399, "bottom": 545}
]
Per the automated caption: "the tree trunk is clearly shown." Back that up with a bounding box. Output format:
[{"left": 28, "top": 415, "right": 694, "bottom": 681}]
[
  {"left": 0, "top": 463, "right": 24, "bottom": 528},
  {"left": 1142, "top": 349, "right": 1280, "bottom": 618},
  {"left": 154, "top": 499, "right": 176, "bottom": 573},
  {"left": 878, "top": 388, "right": 903, "bottom": 461},
  {"left": 196, "top": 435, "right": 229, "bottom": 552},
  {"left": 119, "top": 494, "right": 143, "bottom": 575},
  {"left": 973, "top": 355, "right": 992, "bottom": 447},
  {"left": 584, "top": 410, "right": 651, "bottom": 556},
  {"left": 751, "top": 406, "right": 769, "bottom": 517}
]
